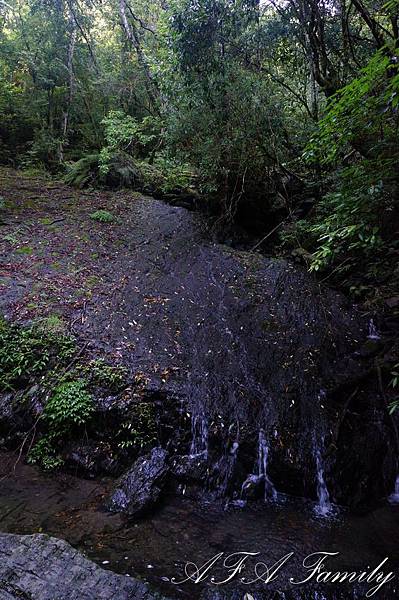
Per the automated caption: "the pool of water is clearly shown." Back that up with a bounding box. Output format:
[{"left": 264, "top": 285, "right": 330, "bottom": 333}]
[{"left": 0, "top": 452, "right": 398, "bottom": 599}]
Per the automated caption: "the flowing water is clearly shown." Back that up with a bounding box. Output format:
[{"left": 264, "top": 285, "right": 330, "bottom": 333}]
[
  {"left": 258, "top": 429, "right": 278, "bottom": 502},
  {"left": 389, "top": 475, "right": 399, "bottom": 505},
  {"left": 190, "top": 413, "right": 209, "bottom": 458},
  {"left": 367, "top": 318, "right": 381, "bottom": 340},
  {"left": 314, "top": 442, "right": 333, "bottom": 517}
]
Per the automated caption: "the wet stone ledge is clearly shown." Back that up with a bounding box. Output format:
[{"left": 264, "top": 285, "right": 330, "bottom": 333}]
[{"left": 0, "top": 532, "right": 168, "bottom": 600}]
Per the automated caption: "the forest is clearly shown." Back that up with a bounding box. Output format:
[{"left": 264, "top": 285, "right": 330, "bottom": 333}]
[
  {"left": 0, "top": 2, "right": 399, "bottom": 600},
  {"left": 0, "top": 0, "right": 398, "bottom": 284}
]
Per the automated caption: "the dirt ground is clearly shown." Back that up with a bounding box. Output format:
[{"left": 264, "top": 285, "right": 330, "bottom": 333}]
[{"left": 0, "top": 168, "right": 143, "bottom": 331}]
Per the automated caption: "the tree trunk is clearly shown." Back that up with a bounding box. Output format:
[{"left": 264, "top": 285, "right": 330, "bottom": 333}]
[
  {"left": 119, "top": 0, "right": 160, "bottom": 116},
  {"left": 60, "top": 14, "right": 77, "bottom": 162}
]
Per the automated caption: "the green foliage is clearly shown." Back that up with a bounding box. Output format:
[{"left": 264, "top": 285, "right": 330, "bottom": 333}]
[
  {"left": 305, "top": 49, "right": 399, "bottom": 165},
  {"left": 140, "top": 156, "right": 194, "bottom": 195},
  {"left": 0, "top": 318, "right": 75, "bottom": 392},
  {"left": 22, "top": 129, "right": 62, "bottom": 170},
  {"left": 64, "top": 154, "right": 100, "bottom": 188},
  {"left": 305, "top": 164, "right": 387, "bottom": 271},
  {"left": 64, "top": 152, "right": 143, "bottom": 189},
  {"left": 44, "top": 380, "right": 94, "bottom": 429},
  {"left": 162, "top": 0, "right": 303, "bottom": 209},
  {"left": 300, "top": 49, "right": 399, "bottom": 272},
  {"left": 78, "top": 358, "right": 128, "bottom": 392},
  {"left": 28, "top": 437, "right": 65, "bottom": 471},
  {"left": 391, "top": 364, "right": 399, "bottom": 390},
  {"left": 99, "top": 111, "right": 159, "bottom": 175},
  {"left": 29, "top": 379, "right": 94, "bottom": 470},
  {"left": 117, "top": 403, "right": 157, "bottom": 451},
  {"left": 15, "top": 246, "right": 34, "bottom": 255},
  {"left": 90, "top": 209, "right": 116, "bottom": 223},
  {"left": 65, "top": 150, "right": 193, "bottom": 196},
  {"left": 37, "top": 314, "right": 67, "bottom": 336}
]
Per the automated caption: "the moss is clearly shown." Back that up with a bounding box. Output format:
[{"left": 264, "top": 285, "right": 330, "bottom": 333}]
[
  {"left": 36, "top": 314, "right": 67, "bottom": 335},
  {"left": 15, "top": 246, "right": 34, "bottom": 255}
]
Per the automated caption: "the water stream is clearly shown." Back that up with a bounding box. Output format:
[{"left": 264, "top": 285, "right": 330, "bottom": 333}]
[
  {"left": 258, "top": 429, "right": 278, "bottom": 502},
  {"left": 367, "top": 318, "right": 381, "bottom": 340},
  {"left": 190, "top": 412, "right": 209, "bottom": 458},
  {"left": 389, "top": 475, "right": 399, "bottom": 505},
  {"left": 314, "top": 441, "right": 333, "bottom": 517}
]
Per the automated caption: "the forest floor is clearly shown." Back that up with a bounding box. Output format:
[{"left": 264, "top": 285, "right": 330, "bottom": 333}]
[{"left": 0, "top": 168, "right": 143, "bottom": 340}]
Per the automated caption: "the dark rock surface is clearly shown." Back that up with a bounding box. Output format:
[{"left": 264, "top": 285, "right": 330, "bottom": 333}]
[
  {"left": 171, "top": 453, "right": 208, "bottom": 482},
  {"left": 0, "top": 176, "right": 395, "bottom": 507},
  {"left": 0, "top": 532, "right": 168, "bottom": 600},
  {"left": 108, "top": 447, "right": 169, "bottom": 517},
  {"left": 73, "top": 194, "right": 396, "bottom": 508}
]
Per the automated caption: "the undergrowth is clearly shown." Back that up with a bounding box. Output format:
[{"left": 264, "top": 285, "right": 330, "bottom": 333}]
[
  {"left": 28, "top": 379, "right": 94, "bottom": 470},
  {"left": 0, "top": 317, "right": 75, "bottom": 393},
  {"left": 90, "top": 209, "right": 116, "bottom": 223},
  {"left": 0, "top": 317, "right": 158, "bottom": 470}
]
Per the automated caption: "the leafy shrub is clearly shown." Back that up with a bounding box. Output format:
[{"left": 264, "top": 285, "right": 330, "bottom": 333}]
[
  {"left": 78, "top": 358, "right": 128, "bottom": 392},
  {"left": 300, "top": 48, "right": 399, "bottom": 272},
  {"left": 305, "top": 164, "right": 387, "bottom": 272},
  {"left": 64, "top": 152, "right": 143, "bottom": 189},
  {"left": 44, "top": 380, "right": 94, "bottom": 429},
  {"left": 99, "top": 111, "right": 159, "bottom": 174},
  {"left": 29, "top": 379, "right": 94, "bottom": 470},
  {"left": 116, "top": 403, "right": 157, "bottom": 451},
  {"left": 21, "top": 128, "right": 61, "bottom": 170},
  {"left": 28, "top": 437, "right": 65, "bottom": 470},
  {"left": 90, "top": 209, "right": 116, "bottom": 223},
  {"left": 0, "top": 318, "right": 75, "bottom": 392},
  {"left": 138, "top": 156, "right": 196, "bottom": 197}
]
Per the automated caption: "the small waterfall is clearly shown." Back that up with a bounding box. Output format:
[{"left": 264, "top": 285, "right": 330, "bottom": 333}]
[
  {"left": 190, "top": 413, "right": 208, "bottom": 458},
  {"left": 241, "top": 473, "right": 262, "bottom": 496},
  {"left": 367, "top": 318, "right": 381, "bottom": 340},
  {"left": 388, "top": 475, "right": 399, "bottom": 504},
  {"left": 314, "top": 439, "right": 333, "bottom": 517},
  {"left": 216, "top": 439, "right": 240, "bottom": 498},
  {"left": 258, "top": 429, "right": 278, "bottom": 502}
]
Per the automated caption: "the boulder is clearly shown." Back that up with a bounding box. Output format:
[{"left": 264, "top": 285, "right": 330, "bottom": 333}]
[
  {"left": 0, "top": 532, "right": 168, "bottom": 600},
  {"left": 108, "top": 447, "right": 168, "bottom": 517}
]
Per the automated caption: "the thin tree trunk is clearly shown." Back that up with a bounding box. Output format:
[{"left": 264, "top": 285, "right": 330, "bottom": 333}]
[
  {"left": 60, "top": 16, "right": 77, "bottom": 162},
  {"left": 119, "top": 0, "right": 160, "bottom": 116}
]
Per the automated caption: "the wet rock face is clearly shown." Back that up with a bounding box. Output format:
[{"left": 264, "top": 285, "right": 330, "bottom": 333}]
[
  {"left": 171, "top": 453, "right": 208, "bottom": 482},
  {"left": 108, "top": 447, "right": 169, "bottom": 518},
  {"left": 328, "top": 390, "right": 398, "bottom": 508},
  {"left": 1, "top": 194, "right": 395, "bottom": 507},
  {"left": 0, "top": 533, "right": 168, "bottom": 600}
]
